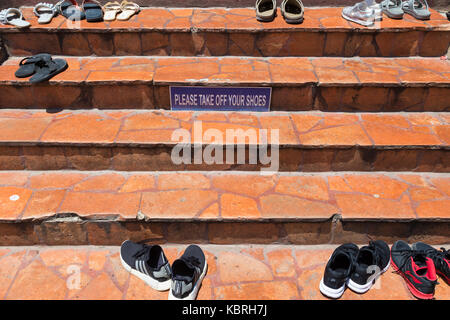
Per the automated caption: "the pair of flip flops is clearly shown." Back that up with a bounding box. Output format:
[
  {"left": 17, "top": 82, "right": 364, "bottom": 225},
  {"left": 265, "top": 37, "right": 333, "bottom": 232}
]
[
  {"left": 0, "top": 8, "right": 30, "bottom": 28},
  {"left": 103, "top": 1, "right": 140, "bottom": 21},
  {"left": 15, "top": 54, "right": 68, "bottom": 83},
  {"left": 381, "top": 0, "right": 431, "bottom": 20},
  {"left": 256, "top": 0, "right": 304, "bottom": 24},
  {"left": 56, "top": 0, "right": 103, "bottom": 22}
]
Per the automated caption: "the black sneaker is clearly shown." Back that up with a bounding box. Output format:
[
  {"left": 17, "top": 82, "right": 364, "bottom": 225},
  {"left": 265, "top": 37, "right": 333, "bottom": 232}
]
[
  {"left": 412, "top": 242, "right": 450, "bottom": 285},
  {"left": 169, "top": 245, "right": 208, "bottom": 300},
  {"left": 391, "top": 240, "right": 437, "bottom": 300},
  {"left": 347, "top": 240, "right": 390, "bottom": 293},
  {"left": 120, "top": 240, "right": 172, "bottom": 291},
  {"left": 319, "top": 243, "right": 359, "bottom": 299}
]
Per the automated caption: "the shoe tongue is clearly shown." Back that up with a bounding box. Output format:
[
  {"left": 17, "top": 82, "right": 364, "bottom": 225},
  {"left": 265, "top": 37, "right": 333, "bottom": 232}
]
[
  {"left": 173, "top": 259, "right": 194, "bottom": 282},
  {"left": 424, "top": 258, "right": 437, "bottom": 281},
  {"left": 412, "top": 256, "right": 437, "bottom": 281},
  {"left": 358, "top": 247, "right": 376, "bottom": 266},
  {"left": 133, "top": 244, "right": 151, "bottom": 261}
]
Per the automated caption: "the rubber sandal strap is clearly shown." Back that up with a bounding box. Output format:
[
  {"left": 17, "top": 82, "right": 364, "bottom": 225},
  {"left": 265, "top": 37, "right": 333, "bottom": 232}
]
[
  {"left": 0, "top": 8, "right": 23, "bottom": 24},
  {"left": 83, "top": 0, "right": 103, "bottom": 7},
  {"left": 56, "top": 0, "right": 77, "bottom": 14},
  {"left": 104, "top": 1, "right": 121, "bottom": 10},
  {"left": 34, "top": 2, "right": 56, "bottom": 17},
  {"left": 0, "top": 9, "right": 10, "bottom": 24},
  {"left": 120, "top": 1, "right": 140, "bottom": 12},
  {"left": 30, "top": 59, "right": 68, "bottom": 83},
  {"left": 19, "top": 56, "right": 39, "bottom": 66}
]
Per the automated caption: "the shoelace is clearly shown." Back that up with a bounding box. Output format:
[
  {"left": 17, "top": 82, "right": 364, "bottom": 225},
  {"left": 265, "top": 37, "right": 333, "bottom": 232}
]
[
  {"left": 425, "top": 247, "right": 449, "bottom": 272},
  {"left": 391, "top": 249, "right": 427, "bottom": 269}
]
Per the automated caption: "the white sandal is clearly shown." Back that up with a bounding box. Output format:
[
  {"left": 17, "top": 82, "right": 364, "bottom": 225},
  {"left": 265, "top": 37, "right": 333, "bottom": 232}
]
[
  {"left": 116, "top": 1, "right": 140, "bottom": 21},
  {"left": 34, "top": 2, "right": 58, "bottom": 24},
  {"left": 0, "top": 8, "right": 30, "bottom": 28},
  {"left": 103, "top": 1, "right": 122, "bottom": 21}
]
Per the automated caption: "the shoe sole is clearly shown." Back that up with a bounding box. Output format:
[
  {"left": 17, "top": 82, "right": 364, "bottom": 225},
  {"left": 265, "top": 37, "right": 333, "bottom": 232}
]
[
  {"left": 437, "top": 270, "right": 450, "bottom": 285},
  {"left": 341, "top": 11, "right": 374, "bottom": 27},
  {"left": 120, "top": 252, "right": 171, "bottom": 292},
  {"left": 281, "top": 11, "right": 304, "bottom": 24},
  {"left": 390, "top": 253, "right": 434, "bottom": 300},
  {"left": 256, "top": 11, "right": 277, "bottom": 22},
  {"left": 168, "top": 261, "right": 208, "bottom": 300},
  {"left": 319, "top": 278, "right": 346, "bottom": 299},
  {"left": 347, "top": 260, "right": 391, "bottom": 294},
  {"left": 403, "top": 9, "right": 430, "bottom": 20},
  {"left": 382, "top": 10, "right": 404, "bottom": 19}
]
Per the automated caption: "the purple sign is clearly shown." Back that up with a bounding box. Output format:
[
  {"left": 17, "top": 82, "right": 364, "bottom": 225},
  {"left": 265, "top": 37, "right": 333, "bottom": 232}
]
[{"left": 170, "top": 86, "right": 271, "bottom": 111}]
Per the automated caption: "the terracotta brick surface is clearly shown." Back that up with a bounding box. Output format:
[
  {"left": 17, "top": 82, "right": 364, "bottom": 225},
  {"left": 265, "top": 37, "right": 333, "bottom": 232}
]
[
  {"left": 0, "top": 56, "right": 449, "bottom": 110},
  {"left": 0, "top": 244, "right": 448, "bottom": 300},
  {"left": 0, "top": 110, "right": 448, "bottom": 148},
  {"left": 0, "top": 171, "right": 448, "bottom": 222},
  {"left": 1, "top": 7, "right": 448, "bottom": 57}
]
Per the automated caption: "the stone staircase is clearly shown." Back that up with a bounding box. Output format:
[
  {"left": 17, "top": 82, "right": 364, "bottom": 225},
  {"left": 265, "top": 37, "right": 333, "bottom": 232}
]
[{"left": 0, "top": 4, "right": 448, "bottom": 300}]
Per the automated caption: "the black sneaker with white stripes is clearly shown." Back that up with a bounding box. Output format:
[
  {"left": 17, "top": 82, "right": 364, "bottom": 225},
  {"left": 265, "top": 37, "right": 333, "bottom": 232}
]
[
  {"left": 169, "top": 245, "right": 208, "bottom": 300},
  {"left": 120, "top": 240, "right": 172, "bottom": 291}
]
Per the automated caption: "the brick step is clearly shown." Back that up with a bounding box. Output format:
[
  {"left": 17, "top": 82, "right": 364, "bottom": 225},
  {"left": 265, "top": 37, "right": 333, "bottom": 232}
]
[
  {"left": 1, "top": 7, "right": 448, "bottom": 57},
  {"left": 0, "top": 110, "right": 448, "bottom": 172},
  {"left": 0, "top": 109, "right": 448, "bottom": 172},
  {"left": 0, "top": 56, "right": 449, "bottom": 111},
  {"left": 1, "top": 244, "right": 449, "bottom": 300},
  {"left": 0, "top": 171, "right": 449, "bottom": 245},
  {"left": 6, "top": 0, "right": 448, "bottom": 9}
]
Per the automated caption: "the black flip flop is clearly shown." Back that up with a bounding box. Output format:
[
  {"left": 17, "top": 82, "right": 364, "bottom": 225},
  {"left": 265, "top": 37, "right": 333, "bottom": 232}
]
[
  {"left": 29, "top": 58, "right": 68, "bottom": 83},
  {"left": 15, "top": 53, "right": 52, "bottom": 78},
  {"left": 56, "top": 0, "right": 86, "bottom": 21},
  {"left": 82, "top": 0, "right": 103, "bottom": 22}
]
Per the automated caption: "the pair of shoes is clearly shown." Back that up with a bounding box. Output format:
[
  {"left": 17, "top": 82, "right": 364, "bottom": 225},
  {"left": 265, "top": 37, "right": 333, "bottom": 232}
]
[
  {"left": 381, "top": 0, "right": 430, "bottom": 20},
  {"left": 0, "top": 8, "right": 30, "bottom": 28},
  {"left": 342, "top": 1, "right": 382, "bottom": 27},
  {"left": 320, "top": 241, "right": 390, "bottom": 299},
  {"left": 120, "top": 240, "right": 208, "bottom": 300},
  {"left": 391, "top": 240, "right": 448, "bottom": 299},
  {"left": 34, "top": 3, "right": 59, "bottom": 24},
  {"left": 56, "top": 0, "right": 104, "bottom": 22},
  {"left": 256, "top": 0, "right": 304, "bottom": 24},
  {"left": 15, "top": 53, "right": 68, "bottom": 83},
  {"left": 103, "top": 1, "right": 140, "bottom": 21}
]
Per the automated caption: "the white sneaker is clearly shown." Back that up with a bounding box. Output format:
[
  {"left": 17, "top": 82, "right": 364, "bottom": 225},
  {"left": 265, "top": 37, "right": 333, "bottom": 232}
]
[
  {"left": 370, "top": 2, "right": 383, "bottom": 21},
  {"left": 342, "top": 1, "right": 376, "bottom": 26}
]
